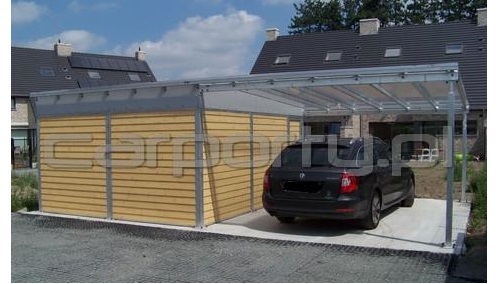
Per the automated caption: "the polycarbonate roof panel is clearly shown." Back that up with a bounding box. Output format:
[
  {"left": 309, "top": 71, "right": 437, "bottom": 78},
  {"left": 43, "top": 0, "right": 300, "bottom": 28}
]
[{"left": 31, "top": 63, "right": 467, "bottom": 118}]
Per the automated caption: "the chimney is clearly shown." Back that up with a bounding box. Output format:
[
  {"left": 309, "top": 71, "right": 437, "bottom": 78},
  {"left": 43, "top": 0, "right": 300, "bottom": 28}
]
[
  {"left": 54, "top": 40, "right": 72, "bottom": 57},
  {"left": 266, "top": 28, "right": 280, "bottom": 41},
  {"left": 359, "top": 18, "right": 380, "bottom": 36},
  {"left": 477, "top": 8, "right": 487, "bottom": 26},
  {"left": 135, "top": 46, "right": 146, "bottom": 61}
]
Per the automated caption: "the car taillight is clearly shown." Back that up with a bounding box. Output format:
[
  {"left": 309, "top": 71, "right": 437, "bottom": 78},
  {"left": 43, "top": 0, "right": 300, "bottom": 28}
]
[
  {"left": 340, "top": 171, "right": 358, "bottom": 194},
  {"left": 263, "top": 168, "right": 270, "bottom": 191}
]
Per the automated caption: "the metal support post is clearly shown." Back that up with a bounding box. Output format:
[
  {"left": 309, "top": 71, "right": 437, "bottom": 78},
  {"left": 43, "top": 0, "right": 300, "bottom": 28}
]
[
  {"left": 461, "top": 112, "right": 468, "bottom": 203},
  {"left": 445, "top": 81, "right": 455, "bottom": 247},
  {"left": 106, "top": 113, "right": 113, "bottom": 219},
  {"left": 36, "top": 119, "right": 42, "bottom": 211},
  {"left": 195, "top": 91, "right": 205, "bottom": 228},
  {"left": 250, "top": 113, "right": 254, "bottom": 211},
  {"left": 300, "top": 117, "right": 305, "bottom": 140}
]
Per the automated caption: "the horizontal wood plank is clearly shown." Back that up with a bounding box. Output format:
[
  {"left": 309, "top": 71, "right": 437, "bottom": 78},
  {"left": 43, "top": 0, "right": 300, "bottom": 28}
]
[
  {"left": 112, "top": 213, "right": 195, "bottom": 226},
  {"left": 113, "top": 200, "right": 195, "bottom": 213}
]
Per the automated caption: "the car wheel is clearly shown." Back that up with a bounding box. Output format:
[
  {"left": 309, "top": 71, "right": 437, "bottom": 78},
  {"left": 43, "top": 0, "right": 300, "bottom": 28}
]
[
  {"left": 400, "top": 178, "right": 415, "bottom": 207},
  {"left": 361, "top": 191, "right": 381, "bottom": 230},
  {"left": 276, "top": 216, "right": 295, "bottom": 224}
]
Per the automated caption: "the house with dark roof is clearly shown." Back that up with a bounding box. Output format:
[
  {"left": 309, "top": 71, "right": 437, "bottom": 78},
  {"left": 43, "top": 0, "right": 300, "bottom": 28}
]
[
  {"left": 11, "top": 43, "right": 156, "bottom": 167},
  {"left": 251, "top": 9, "right": 487, "bottom": 158}
]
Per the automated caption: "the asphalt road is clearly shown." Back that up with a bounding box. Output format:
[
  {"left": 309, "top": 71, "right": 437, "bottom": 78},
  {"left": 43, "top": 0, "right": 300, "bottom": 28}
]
[{"left": 11, "top": 213, "right": 454, "bottom": 282}]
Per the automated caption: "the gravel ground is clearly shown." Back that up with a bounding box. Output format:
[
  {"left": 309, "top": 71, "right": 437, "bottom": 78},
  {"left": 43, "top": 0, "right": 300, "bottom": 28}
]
[{"left": 11, "top": 213, "right": 454, "bottom": 283}]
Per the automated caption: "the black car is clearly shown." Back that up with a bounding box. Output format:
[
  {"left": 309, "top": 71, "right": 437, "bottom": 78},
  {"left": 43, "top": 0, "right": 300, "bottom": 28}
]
[{"left": 262, "top": 136, "right": 415, "bottom": 229}]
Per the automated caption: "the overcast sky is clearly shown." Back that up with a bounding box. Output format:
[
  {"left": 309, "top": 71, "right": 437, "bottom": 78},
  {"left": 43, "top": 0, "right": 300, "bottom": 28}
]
[{"left": 11, "top": 0, "right": 300, "bottom": 80}]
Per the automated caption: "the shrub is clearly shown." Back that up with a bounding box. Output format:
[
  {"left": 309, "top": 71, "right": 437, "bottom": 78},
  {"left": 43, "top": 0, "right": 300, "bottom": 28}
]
[
  {"left": 469, "top": 164, "right": 486, "bottom": 230},
  {"left": 445, "top": 159, "right": 473, "bottom": 182},
  {"left": 11, "top": 173, "right": 38, "bottom": 212}
]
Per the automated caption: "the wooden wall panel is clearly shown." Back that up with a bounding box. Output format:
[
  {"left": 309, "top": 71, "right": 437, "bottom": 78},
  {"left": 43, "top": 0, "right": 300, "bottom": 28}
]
[
  {"left": 289, "top": 120, "right": 301, "bottom": 143},
  {"left": 111, "top": 111, "right": 196, "bottom": 226},
  {"left": 39, "top": 115, "right": 107, "bottom": 218},
  {"left": 252, "top": 115, "right": 289, "bottom": 209},
  {"left": 203, "top": 111, "right": 251, "bottom": 225}
]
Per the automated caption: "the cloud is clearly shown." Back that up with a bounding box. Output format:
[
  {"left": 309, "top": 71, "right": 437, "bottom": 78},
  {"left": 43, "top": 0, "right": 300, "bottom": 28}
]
[
  {"left": 11, "top": 1, "right": 48, "bottom": 24},
  {"left": 25, "top": 30, "right": 107, "bottom": 52},
  {"left": 262, "top": 0, "right": 299, "bottom": 5},
  {"left": 68, "top": 0, "right": 118, "bottom": 13},
  {"left": 116, "top": 10, "right": 263, "bottom": 80}
]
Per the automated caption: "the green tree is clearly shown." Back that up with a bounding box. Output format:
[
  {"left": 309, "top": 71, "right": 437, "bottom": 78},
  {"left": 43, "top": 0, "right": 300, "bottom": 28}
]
[
  {"left": 342, "top": 0, "right": 362, "bottom": 29},
  {"left": 289, "top": 0, "right": 343, "bottom": 34},
  {"left": 357, "top": 0, "right": 407, "bottom": 27},
  {"left": 439, "top": 0, "right": 476, "bottom": 22},
  {"left": 288, "top": 0, "right": 486, "bottom": 34},
  {"left": 405, "top": 0, "right": 440, "bottom": 24}
]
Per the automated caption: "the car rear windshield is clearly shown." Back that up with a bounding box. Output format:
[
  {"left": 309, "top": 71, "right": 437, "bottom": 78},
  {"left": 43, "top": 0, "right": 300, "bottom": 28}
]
[{"left": 277, "top": 144, "right": 352, "bottom": 168}]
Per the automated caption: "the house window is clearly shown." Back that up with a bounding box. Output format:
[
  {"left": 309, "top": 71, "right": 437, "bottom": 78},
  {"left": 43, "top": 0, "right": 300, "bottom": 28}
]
[
  {"left": 325, "top": 51, "right": 342, "bottom": 61},
  {"left": 11, "top": 98, "right": 16, "bottom": 110},
  {"left": 326, "top": 122, "right": 341, "bottom": 135},
  {"left": 88, "top": 71, "right": 101, "bottom": 79},
  {"left": 128, "top": 73, "right": 141, "bottom": 81},
  {"left": 384, "top": 48, "right": 401, "bottom": 58},
  {"left": 446, "top": 43, "right": 463, "bottom": 54},
  {"left": 40, "top": 67, "right": 55, "bottom": 77},
  {"left": 274, "top": 54, "right": 291, "bottom": 65}
]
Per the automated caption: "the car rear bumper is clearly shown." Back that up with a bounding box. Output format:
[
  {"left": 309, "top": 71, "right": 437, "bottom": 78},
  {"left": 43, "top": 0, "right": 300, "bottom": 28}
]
[{"left": 262, "top": 192, "right": 369, "bottom": 220}]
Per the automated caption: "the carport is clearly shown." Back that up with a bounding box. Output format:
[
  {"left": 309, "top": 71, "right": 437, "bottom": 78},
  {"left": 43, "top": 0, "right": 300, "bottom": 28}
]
[{"left": 32, "top": 62, "right": 468, "bottom": 247}]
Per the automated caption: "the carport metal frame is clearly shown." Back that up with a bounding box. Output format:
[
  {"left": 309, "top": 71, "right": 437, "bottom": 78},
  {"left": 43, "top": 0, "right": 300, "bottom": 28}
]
[{"left": 31, "top": 62, "right": 468, "bottom": 247}]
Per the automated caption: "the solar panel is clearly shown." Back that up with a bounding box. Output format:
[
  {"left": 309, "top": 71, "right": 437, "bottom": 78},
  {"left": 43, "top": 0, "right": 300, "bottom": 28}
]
[
  {"left": 68, "top": 56, "right": 83, "bottom": 67},
  {"left": 108, "top": 58, "right": 120, "bottom": 70},
  {"left": 99, "top": 58, "right": 111, "bottom": 69},
  {"left": 117, "top": 59, "right": 128, "bottom": 71},
  {"left": 89, "top": 58, "right": 102, "bottom": 69},
  {"left": 79, "top": 57, "right": 92, "bottom": 69},
  {"left": 70, "top": 55, "right": 149, "bottom": 74}
]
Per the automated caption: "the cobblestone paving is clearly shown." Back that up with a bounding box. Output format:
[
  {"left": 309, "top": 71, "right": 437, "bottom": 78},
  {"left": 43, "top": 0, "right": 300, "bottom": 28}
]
[{"left": 11, "top": 214, "right": 453, "bottom": 282}]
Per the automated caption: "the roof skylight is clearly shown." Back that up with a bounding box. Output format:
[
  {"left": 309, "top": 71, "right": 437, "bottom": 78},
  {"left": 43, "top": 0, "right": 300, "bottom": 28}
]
[
  {"left": 128, "top": 73, "right": 141, "bottom": 81},
  {"left": 88, "top": 71, "right": 101, "bottom": 79},
  {"left": 384, "top": 48, "right": 401, "bottom": 58},
  {"left": 446, "top": 43, "right": 463, "bottom": 54},
  {"left": 325, "top": 51, "right": 342, "bottom": 61},
  {"left": 40, "top": 67, "right": 55, "bottom": 77},
  {"left": 274, "top": 55, "right": 291, "bottom": 65}
]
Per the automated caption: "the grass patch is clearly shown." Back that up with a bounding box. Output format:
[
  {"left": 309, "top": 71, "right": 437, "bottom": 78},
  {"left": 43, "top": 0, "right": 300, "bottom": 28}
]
[{"left": 11, "top": 173, "right": 38, "bottom": 212}]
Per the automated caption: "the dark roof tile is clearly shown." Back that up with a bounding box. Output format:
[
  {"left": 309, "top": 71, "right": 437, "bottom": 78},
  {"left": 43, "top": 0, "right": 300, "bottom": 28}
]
[
  {"left": 251, "top": 21, "right": 486, "bottom": 110},
  {"left": 11, "top": 46, "right": 156, "bottom": 97}
]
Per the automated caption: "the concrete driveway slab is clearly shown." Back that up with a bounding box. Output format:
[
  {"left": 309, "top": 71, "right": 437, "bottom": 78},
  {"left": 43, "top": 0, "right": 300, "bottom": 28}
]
[{"left": 204, "top": 199, "right": 470, "bottom": 254}]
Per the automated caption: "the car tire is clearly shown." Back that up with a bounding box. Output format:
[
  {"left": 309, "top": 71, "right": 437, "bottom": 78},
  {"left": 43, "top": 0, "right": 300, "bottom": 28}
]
[
  {"left": 361, "top": 191, "right": 381, "bottom": 230},
  {"left": 400, "top": 178, "right": 415, "bottom": 207},
  {"left": 276, "top": 216, "right": 295, "bottom": 224}
]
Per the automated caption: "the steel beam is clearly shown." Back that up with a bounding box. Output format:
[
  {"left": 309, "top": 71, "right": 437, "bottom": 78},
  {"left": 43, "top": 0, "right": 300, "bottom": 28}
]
[
  {"left": 372, "top": 84, "right": 411, "bottom": 111},
  {"left": 197, "top": 63, "right": 460, "bottom": 93},
  {"left": 333, "top": 86, "right": 383, "bottom": 111},
  {"left": 413, "top": 83, "right": 440, "bottom": 111}
]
